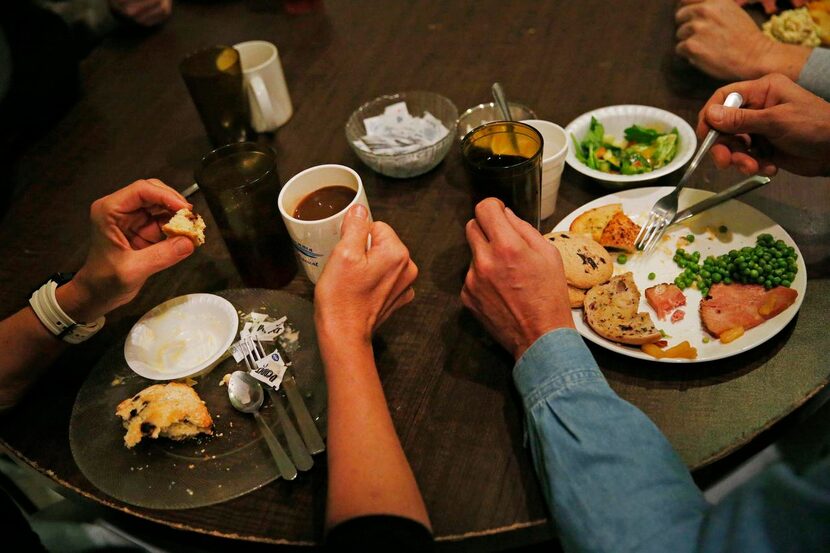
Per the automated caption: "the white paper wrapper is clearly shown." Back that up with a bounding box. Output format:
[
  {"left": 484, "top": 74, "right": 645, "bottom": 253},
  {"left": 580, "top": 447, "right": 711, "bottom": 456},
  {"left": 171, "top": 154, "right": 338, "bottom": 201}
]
[{"left": 354, "top": 101, "right": 449, "bottom": 155}]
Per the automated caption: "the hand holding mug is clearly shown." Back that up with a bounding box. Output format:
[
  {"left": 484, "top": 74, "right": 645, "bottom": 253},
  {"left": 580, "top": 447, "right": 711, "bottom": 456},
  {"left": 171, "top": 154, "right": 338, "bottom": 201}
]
[{"left": 314, "top": 205, "right": 418, "bottom": 345}]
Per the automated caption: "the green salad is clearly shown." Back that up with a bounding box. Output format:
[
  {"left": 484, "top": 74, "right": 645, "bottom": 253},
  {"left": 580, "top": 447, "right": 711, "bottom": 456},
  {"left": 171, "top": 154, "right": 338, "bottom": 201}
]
[{"left": 572, "top": 117, "right": 679, "bottom": 175}]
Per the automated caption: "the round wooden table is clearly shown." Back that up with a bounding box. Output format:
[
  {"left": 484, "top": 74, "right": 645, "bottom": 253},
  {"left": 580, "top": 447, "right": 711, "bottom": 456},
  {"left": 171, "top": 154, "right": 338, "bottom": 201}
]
[{"left": 1, "top": 1, "right": 828, "bottom": 549}]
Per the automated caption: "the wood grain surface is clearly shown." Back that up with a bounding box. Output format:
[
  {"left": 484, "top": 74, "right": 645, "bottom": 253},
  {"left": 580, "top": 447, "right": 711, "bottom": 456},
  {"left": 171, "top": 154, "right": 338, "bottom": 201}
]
[{"left": 1, "top": 0, "right": 829, "bottom": 549}]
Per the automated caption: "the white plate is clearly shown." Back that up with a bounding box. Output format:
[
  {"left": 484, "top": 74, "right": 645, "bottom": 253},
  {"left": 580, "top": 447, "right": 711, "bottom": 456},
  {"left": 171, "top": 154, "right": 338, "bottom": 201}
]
[
  {"left": 564, "top": 105, "right": 697, "bottom": 185},
  {"left": 555, "top": 187, "right": 807, "bottom": 363},
  {"left": 124, "top": 294, "right": 239, "bottom": 380}
]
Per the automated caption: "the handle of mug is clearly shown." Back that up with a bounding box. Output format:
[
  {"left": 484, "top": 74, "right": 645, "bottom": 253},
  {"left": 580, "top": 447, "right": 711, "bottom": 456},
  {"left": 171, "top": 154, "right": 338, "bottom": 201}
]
[{"left": 248, "top": 75, "right": 278, "bottom": 131}]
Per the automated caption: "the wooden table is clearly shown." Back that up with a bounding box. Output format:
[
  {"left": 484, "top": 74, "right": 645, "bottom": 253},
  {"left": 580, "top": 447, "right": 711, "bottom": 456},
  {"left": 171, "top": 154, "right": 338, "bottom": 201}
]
[{"left": 2, "top": 0, "right": 829, "bottom": 549}]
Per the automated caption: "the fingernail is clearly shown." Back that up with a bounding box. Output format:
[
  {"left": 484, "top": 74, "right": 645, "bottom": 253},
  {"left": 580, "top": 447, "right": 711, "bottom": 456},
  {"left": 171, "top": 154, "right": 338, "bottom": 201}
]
[
  {"left": 173, "top": 237, "right": 193, "bottom": 255},
  {"left": 351, "top": 204, "right": 368, "bottom": 219},
  {"left": 708, "top": 104, "right": 724, "bottom": 123}
]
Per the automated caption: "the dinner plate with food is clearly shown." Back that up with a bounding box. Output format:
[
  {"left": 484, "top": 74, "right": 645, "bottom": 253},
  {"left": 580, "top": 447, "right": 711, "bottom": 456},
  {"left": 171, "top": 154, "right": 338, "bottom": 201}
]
[
  {"left": 70, "top": 289, "right": 325, "bottom": 510},
  {"left": 551, "top": 187, "right": 806, "bottom": 363}
]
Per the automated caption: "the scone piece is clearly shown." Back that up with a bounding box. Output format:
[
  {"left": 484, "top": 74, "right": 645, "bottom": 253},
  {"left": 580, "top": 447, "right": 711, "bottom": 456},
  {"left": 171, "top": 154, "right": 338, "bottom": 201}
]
[
  {"left": 584, "top": 272, "right": 662, "bottom": 345},
  {"left": 162, "top": 209, "right": 206, "bottom": 246},
  {"left": 598, "top": 211, "right": 640, "bottom": 252},
  {"left": 567, "top": 285, "right": 586, "bottom": 308},
  {"left": 544, "top": 231, "right": 613, "bottom": 289},
  {"left": 115, "top": 382, "right": 213, "bottom": 449},
  {"left": 569, "top": 203, "right": 622, "bottom": 242}
]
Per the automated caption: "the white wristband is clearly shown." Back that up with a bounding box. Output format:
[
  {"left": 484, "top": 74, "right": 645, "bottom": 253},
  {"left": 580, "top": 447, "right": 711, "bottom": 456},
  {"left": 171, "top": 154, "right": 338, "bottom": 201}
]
[{"left": 29, "top": 281, "right": 105, "bottom": 344}]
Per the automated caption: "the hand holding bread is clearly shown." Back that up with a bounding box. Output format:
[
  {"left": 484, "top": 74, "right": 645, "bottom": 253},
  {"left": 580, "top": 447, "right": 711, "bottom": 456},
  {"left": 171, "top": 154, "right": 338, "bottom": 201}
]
[{"left": 64, "top": 179, "right": 197, "bottom": 322}]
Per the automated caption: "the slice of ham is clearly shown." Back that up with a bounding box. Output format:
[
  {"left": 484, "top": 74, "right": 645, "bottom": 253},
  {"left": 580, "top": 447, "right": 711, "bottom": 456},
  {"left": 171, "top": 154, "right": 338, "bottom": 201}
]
[
  {"left": 700, "top": 283, "right": 798, "bottom": 337},
  {"left": 645, "top": 283, "right": 687, "bottom": 320},
  {"left": 671, "top": 309, "right": 685, "bottom": 323}
]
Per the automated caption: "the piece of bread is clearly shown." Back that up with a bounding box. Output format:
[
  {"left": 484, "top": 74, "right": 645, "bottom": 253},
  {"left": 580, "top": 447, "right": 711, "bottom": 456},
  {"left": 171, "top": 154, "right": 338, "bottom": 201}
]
[
  {"left": 584, "top": 272, "right": 662, "bottom": 345},
  {"left": 544, "top": 231, "right": 613, "bottom": 289},
  {"left": 598, "top": 211, "right": 640, "bottom": 252},
  {"left": 115, "top": 382, "right": 213, "bottom": 448},
  {"left": 162, "top": 209, "right": 205, "bottom": 246},
  {"left": 569, "top": 204, "right": 622, "bottom": 242},
  {"left": 567, "top": 285, "right": 586, "bottom": 308}
]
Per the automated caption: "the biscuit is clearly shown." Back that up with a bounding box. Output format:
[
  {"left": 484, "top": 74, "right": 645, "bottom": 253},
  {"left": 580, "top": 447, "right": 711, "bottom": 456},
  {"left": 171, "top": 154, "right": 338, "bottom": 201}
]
[
  {"left": 568, "top": 285, "right": 586, "bottom": 308},
  {"left": 162, "top": 209, "right": 205, "bottom": 246},
  {"left": 115, "top": 382, "right": 213, "bottom": 448},
  {"left": 584, "top": 272, "right": 662, "bottom": 345},
  {"left": 544, "top": 231, "right": 613, "bottom": 289}
]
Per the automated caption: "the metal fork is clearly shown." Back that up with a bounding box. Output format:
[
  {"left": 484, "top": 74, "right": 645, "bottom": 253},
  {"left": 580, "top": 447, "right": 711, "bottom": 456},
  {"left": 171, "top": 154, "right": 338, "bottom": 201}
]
[
  {"left": 243, "top": 341, "right": 314, "bottom": 472},
  {"left": 252, "top": 336, "right": 325, "bottom": 454},
  {"left": 634, "top": 92, "right": 744, "bottom": 253}
]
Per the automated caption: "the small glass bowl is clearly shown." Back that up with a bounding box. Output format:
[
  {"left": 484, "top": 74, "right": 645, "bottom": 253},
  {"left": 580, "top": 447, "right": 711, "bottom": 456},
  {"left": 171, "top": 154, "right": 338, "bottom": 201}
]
[
  {"left": 345, "top": 91, "right": 458, "bottom": 178},
  {"left": 456, "top": 101, "right": 537, "bottom": 142}
]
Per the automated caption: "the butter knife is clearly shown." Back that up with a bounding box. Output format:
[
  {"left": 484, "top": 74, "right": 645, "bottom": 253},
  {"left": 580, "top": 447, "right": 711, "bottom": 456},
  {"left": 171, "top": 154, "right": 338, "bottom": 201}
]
[{"left": 671, "top": 175, "right": 771, "bottom": 226}]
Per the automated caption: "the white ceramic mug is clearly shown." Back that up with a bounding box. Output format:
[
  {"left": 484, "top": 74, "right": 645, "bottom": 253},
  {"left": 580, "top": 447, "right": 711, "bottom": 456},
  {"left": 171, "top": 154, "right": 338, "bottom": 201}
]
[
  {"left": 233, "top": 40, "right": 294, "bottom": 132},
  {"left": 278, "top": 165, "right": 371, "bottom": 283},
  {"left": 522, "top": 120, "right": 568, "bottom": 220}
]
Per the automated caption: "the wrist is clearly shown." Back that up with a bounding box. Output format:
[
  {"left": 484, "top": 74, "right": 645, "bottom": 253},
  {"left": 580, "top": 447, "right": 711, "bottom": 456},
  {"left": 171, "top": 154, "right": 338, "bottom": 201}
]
[
  {"left": 55, "top": 278, "right": 109, "bottom": 322},
  {"left": 516, "top": 319, "right": 575, "bottom": 361},
  {"left": 756, "top": 41, "right": 810, "bottom": 81}
]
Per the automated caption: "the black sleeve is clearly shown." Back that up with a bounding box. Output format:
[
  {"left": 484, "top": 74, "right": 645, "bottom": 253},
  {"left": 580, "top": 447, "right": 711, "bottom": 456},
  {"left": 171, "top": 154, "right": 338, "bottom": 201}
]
[{"left": 325, "top": 515, "right": 435, "bottom": 552}]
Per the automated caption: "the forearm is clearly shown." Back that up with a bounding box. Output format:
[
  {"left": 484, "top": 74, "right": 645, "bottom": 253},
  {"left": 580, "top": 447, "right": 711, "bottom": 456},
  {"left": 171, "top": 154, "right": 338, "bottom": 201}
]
[
  {"left": 319, "top": 329, "right": 430, "bottom": 532},
  {"left": 0, "top": 308, "right": 66, "bottom": 410},
  {"left": 0, "top": 280, "right": 107, "bottom": 410},
  {"left": 515, "top": 329, "right": 707, "bottom": 553}
]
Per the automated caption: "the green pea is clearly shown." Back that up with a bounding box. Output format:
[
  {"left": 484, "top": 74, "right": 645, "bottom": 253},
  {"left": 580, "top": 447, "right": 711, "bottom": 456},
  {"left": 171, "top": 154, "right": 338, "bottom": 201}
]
[
  {"left": 617, "top": 254, "right": 627, "bottom": 264},
  {"left": 685, "top": 234, "right": 695, "bottom": 243},
  {"left": 782, "top": 280, "right": 791, "bottom": 287},
  {"left": 648, "top": 272, "right": 656, "bottom": 280}
]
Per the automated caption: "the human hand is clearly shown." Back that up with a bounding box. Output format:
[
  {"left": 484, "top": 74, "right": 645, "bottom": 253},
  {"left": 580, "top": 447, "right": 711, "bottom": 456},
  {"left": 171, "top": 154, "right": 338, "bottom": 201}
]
[
  {"left": 735, "top": 0, "right": 808, "bottom": 15},
  {"left": 109, "top": 0, "right": 172, "bottom": 27},
  {"left": 675, "top": 0, "right": 811, "bottom": 81},
  {"left": 57, "top": 179, "right": 195, "bottom": 322},
  {"left": 698, "top": 73, "right": 830, "bottom": 176},
  {"left": 461, "top": 199, "right": 574, "bottom": 362},
  {"left": 314, "top": 205, "right": 418, "bottom": 346}
]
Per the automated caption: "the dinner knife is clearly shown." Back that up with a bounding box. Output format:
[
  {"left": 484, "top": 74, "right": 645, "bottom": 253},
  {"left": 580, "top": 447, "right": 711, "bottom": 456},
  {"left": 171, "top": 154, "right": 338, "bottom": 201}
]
[
  {"left": 267, "top": 388, "right": 314, "bottom": 471},
  {"left": 282, "top": 373, "right": 326, "bottom": 455},
  {"left": 254, "top": 336, "right": 325, "bottom": 455},
  {"left": 671, "top": 175, "right": 771, "bottom": 226}
]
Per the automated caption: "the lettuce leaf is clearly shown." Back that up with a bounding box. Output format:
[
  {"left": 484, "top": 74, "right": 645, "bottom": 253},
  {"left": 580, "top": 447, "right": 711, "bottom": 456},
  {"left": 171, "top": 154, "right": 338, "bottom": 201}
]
[
  {"left": 651, "top": 130, "right": 679, "bottom": 168},
  {"left": 624, "top": 124, "right": 661, "bottom": 144}
]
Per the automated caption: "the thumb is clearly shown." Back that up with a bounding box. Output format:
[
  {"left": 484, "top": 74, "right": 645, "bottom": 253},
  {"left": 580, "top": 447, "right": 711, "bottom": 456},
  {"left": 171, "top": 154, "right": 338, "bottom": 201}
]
[
  {"left": 130, "top": 236, "right": 195, "bottom": 277},
  {"left": 338, "top": 204, "right": 371, "bottom": 252},
  {"left": 705, "top": 105, "right": 775, "bottom": 136}
]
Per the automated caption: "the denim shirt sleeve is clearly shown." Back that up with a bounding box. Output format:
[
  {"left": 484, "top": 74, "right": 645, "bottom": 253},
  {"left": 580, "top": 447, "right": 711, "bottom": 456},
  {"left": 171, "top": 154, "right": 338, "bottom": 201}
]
[
  {"left": 797, "top": 48, "right": 830, "bottom": 102},
  {"left": 513, "top": 328, "right": 830, "bottom": 553}
]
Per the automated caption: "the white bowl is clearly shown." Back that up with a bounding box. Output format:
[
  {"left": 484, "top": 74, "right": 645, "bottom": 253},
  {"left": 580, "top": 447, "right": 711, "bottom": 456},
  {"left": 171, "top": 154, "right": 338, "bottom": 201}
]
[
  {"left": 124, "top": 294, "right": 238, "bottom": 381},
  {"left": 564, "top": 105, "right": 697, "bottom": 187}
]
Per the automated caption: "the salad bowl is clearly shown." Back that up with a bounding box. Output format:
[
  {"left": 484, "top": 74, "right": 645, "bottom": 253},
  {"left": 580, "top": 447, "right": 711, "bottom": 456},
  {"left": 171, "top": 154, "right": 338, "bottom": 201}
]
[{"left": 564, "top": 105, "right": 696, "bottom": 188}]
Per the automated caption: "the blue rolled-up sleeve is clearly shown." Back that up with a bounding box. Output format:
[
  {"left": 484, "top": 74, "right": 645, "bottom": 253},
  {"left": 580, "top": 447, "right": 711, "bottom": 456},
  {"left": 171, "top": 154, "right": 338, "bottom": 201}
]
[{"left": 513, "top": 328, "right": 830, "bottom": 553}]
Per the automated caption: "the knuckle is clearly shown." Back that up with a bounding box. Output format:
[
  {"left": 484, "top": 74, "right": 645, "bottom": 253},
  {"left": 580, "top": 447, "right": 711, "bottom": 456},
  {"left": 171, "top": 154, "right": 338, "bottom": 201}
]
[{"left": 474, "top": 256, "right": 494, "bottom": 277}]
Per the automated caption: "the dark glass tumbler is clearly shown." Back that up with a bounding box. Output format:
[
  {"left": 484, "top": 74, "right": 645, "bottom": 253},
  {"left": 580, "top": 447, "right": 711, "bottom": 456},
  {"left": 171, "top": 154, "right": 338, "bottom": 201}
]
[
  {"left": 196, "top": 142, "right": 297, "bottom": 288},
  {"left": 461, "top": 121, "right": 543, "bottom": 230},
  {"left": 180, "top": 46, "right": 252, "bottom": 147}
]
